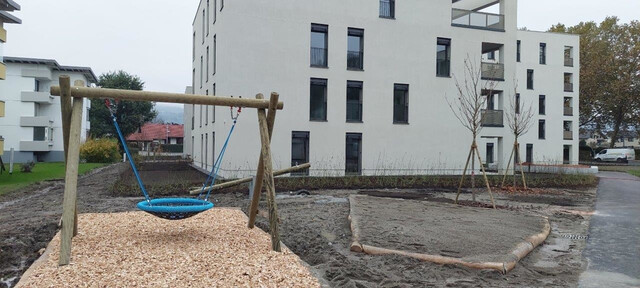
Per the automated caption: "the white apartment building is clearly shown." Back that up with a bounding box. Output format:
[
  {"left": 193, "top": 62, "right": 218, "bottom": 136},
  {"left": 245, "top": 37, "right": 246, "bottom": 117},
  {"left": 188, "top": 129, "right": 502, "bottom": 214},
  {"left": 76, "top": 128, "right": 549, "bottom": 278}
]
[
  {"left": 185, "top": 0, "right": 579, "bottom": 177},
  {"left": 0, "top": 57, "right": 96, "bottom": 163},
  {"left": 0, "top": 0, "right": 21, "bottom": 159}
]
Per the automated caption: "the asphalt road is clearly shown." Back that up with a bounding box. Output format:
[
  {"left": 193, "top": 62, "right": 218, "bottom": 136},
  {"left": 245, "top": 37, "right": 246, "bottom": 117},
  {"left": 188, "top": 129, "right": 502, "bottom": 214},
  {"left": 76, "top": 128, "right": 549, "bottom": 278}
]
[{"left": 579, "top": 172, "right": 640, "bottom": 288}]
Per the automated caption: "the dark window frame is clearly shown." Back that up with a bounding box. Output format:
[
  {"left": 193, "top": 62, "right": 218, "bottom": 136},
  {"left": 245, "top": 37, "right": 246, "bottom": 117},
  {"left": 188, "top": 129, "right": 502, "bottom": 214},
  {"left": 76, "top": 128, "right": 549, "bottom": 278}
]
[
  {"left": 347, "top": 28, "right": 364, "bottom": 70},
  {"left": 515, "top": 93, "right": 520, "bottom": 114},
  {"left": 345, "top": 133, "right": 363, "bottom": 175},
  {"left": 527, "top": 69, "right": 534, "bottom": 90},
  {"left": 393, "top": 83, "right": 409, "bottom": 124},
  {"left": 486, "top": 143, "right": 494, "bottom": 164},
  {"left": 346, "top": 81, "right": 363, "bottom": 123},
  {"left": 516, "top": 40, "right": 521, "bottom": 62},
  {"left": 310, "top": 78, "right": 328, "bottom": 121},
  {"left": 436, "top": 38, "right": 451, "bottom": 77},
  {"left": 539, "top": 95, "right": 546, "bottom": 115},
  {"left": 379, "top": 0, "right": 395, "bottom": 19},
  {"left": 526, "top": 144, "right": 533, "bottom": 163},
  {"left": 538, "top": 119, "right": 546, "bottom": 140},
  {"left": 310, "top": 24, "right": 329, "bottom": 68},
  {"left": 539, "top": 43, "right": 546, "bottom": 64},
  {"left": 291, "top": 131, "right": 310, "bottom": 176}
]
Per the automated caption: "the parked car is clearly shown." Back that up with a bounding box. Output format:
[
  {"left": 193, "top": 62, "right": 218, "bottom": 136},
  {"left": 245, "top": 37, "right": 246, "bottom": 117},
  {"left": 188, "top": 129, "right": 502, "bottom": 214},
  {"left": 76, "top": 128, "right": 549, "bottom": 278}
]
[{"left": 593, "top": 148, "right": 636, "bottom": 163}]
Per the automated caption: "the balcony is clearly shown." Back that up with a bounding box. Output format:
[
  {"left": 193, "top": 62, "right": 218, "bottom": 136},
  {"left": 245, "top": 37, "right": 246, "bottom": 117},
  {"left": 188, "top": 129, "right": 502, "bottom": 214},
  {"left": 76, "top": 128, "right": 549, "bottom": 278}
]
[
  {"left": 481, "top": 109, "right": 504, "bottom": 127},
  {"left": 347, "top": 51, "right": 363, "bottom": 70},
  {"left": 564, "top": 106, "right": 573, "bottom": 116},
  {"left": 20, "top": 140, "right": 52, "bottom": 152},
  {"left": 564, "top": 82, "right": 573, "bottom": 92},
  {"left": 21, "top": 91, "right": 53, "bottom": 104},
  {"left": 564, "top": 130, "right": 573, "bottom": 140},
  {"left": 20, "top": 116, "right": 52, "bottom": 127},
  {"left": 451, "top": 8, "right": 505, "bottom": 31},
  {"left": 310, "top": 47, "right": 328, "bottom": 67},
  {"left": 481, "top": 62, "right": 504, "bottom": 81},
  {"left": 564, "top": 57, "right": 574, "bottom": 67}
]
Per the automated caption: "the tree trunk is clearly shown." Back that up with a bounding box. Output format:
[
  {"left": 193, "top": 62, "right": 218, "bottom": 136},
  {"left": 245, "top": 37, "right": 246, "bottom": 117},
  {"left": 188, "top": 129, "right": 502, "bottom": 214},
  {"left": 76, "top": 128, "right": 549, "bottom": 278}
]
[{"left": 609, "top": 106, "right": 625, "bottom": 148}]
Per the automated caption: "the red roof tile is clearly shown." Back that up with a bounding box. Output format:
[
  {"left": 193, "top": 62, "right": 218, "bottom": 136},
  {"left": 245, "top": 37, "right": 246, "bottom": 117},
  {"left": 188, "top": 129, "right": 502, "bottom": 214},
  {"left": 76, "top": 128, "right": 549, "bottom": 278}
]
[{"left": 126, "top": 123, "right": 184, "bottom": 142}]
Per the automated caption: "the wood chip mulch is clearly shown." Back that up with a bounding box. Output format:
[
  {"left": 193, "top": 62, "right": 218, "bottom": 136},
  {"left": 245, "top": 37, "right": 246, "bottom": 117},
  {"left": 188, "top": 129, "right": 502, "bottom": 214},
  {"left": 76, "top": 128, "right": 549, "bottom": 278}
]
[{"left": 17, "top": 208, "right": 319, "bottom": 288}]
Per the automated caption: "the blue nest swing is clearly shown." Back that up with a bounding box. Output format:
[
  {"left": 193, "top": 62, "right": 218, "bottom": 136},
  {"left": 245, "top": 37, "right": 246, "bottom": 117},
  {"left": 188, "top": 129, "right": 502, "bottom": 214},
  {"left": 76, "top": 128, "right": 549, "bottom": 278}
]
[{"left": 106, "top": 99, "right": 240, "bottom": 220}]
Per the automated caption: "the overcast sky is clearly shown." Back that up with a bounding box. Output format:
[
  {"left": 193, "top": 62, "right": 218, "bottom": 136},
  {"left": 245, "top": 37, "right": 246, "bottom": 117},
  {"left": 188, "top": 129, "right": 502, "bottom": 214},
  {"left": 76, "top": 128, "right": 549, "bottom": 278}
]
[{"left": 5, "top": 0, "right": 639, "bottom": 96}]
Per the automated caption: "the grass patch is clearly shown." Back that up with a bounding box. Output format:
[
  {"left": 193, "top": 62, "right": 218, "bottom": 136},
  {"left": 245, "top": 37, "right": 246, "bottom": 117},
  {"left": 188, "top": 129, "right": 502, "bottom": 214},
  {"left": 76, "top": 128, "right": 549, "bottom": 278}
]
[
  {"left": 0, "top": 162, "right": 109, "bottom": 195},
  {"left": 596, "top": 165, "right": 640, "bottom": 177},
  {"left": 629, "top": 170, "right": 640, "bottom": 178}
]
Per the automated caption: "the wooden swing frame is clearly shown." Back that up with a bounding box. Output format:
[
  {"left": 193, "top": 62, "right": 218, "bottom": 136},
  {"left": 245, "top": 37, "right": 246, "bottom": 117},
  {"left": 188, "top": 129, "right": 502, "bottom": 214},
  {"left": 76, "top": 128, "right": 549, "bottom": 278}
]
[{"left": 52, "top": 76, "right": 285, "bottom": 265}]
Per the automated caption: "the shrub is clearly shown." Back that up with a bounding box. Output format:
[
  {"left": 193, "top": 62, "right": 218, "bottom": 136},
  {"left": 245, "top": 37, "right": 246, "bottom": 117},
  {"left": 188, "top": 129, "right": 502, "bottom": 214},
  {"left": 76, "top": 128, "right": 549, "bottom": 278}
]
[
  {"left": 161, "top": 144, "right": 183, "bottom": 153},
  {"left": 21, "top": 161, "right": 36, "bottom": 173},
  {"left": 80, "top": 138, "right": 120, "bottom": 163}
]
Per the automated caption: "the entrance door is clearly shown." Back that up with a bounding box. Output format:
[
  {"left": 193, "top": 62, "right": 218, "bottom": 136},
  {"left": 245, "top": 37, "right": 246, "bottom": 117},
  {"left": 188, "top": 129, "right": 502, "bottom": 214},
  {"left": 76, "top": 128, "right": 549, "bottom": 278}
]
[
  {"left": 291, "top": 131, "right": 310, "bottom": 175},
  {"left": 563, "top": 145, "right": 571, "bottom": 164},
  {"left": 345, "top": 133, "right": 362, "bottom": 175}
]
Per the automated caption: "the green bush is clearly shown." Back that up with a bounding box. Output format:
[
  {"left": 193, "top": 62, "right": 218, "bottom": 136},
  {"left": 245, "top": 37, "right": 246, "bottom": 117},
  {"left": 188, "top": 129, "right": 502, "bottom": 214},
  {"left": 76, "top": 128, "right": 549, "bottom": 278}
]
[
  {"left": 161, "top": 144, "right": 183, "bottom": 153},
  {"left": 80, "top": 138, "right": 120, "bottom": 163},
  {"left": 20, "top": 161, "right": 36, "bottom": 173}
]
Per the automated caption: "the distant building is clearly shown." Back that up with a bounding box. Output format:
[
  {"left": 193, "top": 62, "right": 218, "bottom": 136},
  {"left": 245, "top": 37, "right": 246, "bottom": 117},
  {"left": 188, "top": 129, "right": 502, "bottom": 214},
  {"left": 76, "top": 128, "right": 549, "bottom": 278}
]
[
  {"left": 126, "top": 123, "right": 184, "bottom": 152},
  {"left": 0, "top": 57, "right": 97, "bottom": 163},
  {"left": 0, "top": 0, "right": 21, "bottom": 159}
]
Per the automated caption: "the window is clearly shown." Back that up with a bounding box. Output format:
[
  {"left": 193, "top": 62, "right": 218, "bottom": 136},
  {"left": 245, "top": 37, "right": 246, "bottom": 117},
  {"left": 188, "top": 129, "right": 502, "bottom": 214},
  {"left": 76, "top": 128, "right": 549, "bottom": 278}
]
[
  {"left": 539, "top": 95, "right": 545, "bottom": 115},
  {"left": 33, "top": 127, "right": 46, "bottom": 141},
  {"left": 347, "top": 28, "right": 364, "bottom": 70},
  {"left": 310, "top": 24, "right": 328, "bottom": 67},
  {"left": 488, "top": 51, "right": 495, "bottom": 60},
  {"left": 220, "top": 0, "right": 224, "bottom": 11},
  {"left": 526, "top": 144, "right": 533, "bottom": 163},
  {"left": 212, "top": 83, "right": 216, "bottom": 123},
  {"left": 191, "top": 136, "right": 194, "bottom": 159},
  {"left": 563, "top": 145, "right": 571, "bottom": 164},
  {"left": 564, "top": 97, "right": 572, "bottom": 116},
  {"left": 564, "top": 46, "right": 573, "bottom": 66},
  {"left": 487, "top": 93, "right": 495, "bottom": 110},
  {"left": 346, "top": 81, "right": 363, "bottom": 122},
  {"left": 527, "top": 69, "right": 534, "bottom": 89},
  {"left": 212, "top": 0, "right": 216, "bottom": 24},
  {"left": 515, "top": 93, "right": 520, "bottom": 114},
  {"left": 538, "top": 120, "right": 545, "bottom": 139},
  {"left": 199, "top": 105, "right": 203, "bottom": 127},
  {"left": 200, "top": 56, "right": 203, "bottom": 88},
  {"left": 345, "top": 133, "right": 362, "bottom": 175},
  {"left": 291, "top": 131, "right": 310, "bottom": 176},
  {"left": 211, "top": 132, "right": 215, "bottom": 164},
  {"left": 206, "top": 46, "right": 209, "bottom": 82},
  {"left": 201, "top": 10, "right": 205, "bottom": 43},
  {"left": 436, "top": 38, "right": 451, "bottom": 77},
  {"left": 206, "top": 0, "right": 210, "bottom": 35},
  {"left": 200, "top": 134, "right": 204, "bottom": 167},
  {"left": 310, "top": 78, "right": 327, "bottom": 121},
  {"left": 486, "top": 143, "right": 494, "bottom": 164},
  {"left": 379, "top": 0, "right": 395, "bottom": 18},
  {"left": 193, "top": 32, "right": 196, "bottom": 61},
  {"left": 205, "top": 133, "right": 208, "bottom": 169},
  {"left": 213, "top": 35, "right": 217, "bottom": 75},
  {"left": 564, "top": 73, "right": 573, "bottom": 92},
  {"left": 516, "top": 40, "right": 521, "bottom": 62},
  {"left": 539, "top": 43, "right": 546, "bottom": 64},
  {"left": 191, "top": 104, "right": 195, "bottom": 130},
  {"left": 205, "top": 90, "right": 209, "bottom": 124},
  {"left": 393, "top": 84, "right": 409, "bottom": 124},
  {"left": 564, "top": 121, "right": 573, "bottom": 140},
  {"left": 35, "top": 80, "right": 40, "bottom": 92}
]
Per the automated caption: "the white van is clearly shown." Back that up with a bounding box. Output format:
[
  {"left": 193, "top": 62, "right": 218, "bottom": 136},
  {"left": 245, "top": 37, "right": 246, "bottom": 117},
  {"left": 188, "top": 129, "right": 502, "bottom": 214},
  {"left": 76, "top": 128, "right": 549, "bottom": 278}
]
[{"left": 594, "top": 148, "right": 636, "bottom": 163}]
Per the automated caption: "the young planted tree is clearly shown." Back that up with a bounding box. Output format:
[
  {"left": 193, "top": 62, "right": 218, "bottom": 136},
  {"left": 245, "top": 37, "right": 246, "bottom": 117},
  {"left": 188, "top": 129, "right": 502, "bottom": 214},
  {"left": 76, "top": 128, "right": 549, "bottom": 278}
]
[
  {"left": 447, "top": 56, "right": 497, "bottom": 209},
  {"left": 501, "top": 84, "right": 535, "bottom": 189}
]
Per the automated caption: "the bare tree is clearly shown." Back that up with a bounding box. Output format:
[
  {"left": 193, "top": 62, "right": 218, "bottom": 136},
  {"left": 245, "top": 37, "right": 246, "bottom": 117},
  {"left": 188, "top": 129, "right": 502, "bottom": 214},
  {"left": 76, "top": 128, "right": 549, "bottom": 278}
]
[
  {"left": 446, "top": 56, "right": 497, "bottom": 209},
  {"left": 501, "top": 83, "right": 535, "bottom": 189}
]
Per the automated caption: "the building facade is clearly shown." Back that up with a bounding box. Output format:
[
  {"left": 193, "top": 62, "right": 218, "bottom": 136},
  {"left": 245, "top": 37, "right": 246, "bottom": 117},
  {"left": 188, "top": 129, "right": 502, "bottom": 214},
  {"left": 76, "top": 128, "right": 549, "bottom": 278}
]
[
  {"left": 185, "top": 0, "right": 579, "bottom": 177},
  {"left": 0, "top": 57, "right": 97, "bottom": 163},
  {"left": 0, "top": 0, "right": 21, "bottom": 159}
]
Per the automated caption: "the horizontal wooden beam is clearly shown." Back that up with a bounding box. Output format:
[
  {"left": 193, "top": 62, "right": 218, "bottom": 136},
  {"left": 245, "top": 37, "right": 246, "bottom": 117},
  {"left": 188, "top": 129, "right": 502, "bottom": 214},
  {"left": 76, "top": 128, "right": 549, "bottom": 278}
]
[
  {"left": 189, "top": 163, "right": 310, "bottom": 195},
  {"left": 50, "top": 86, "right": 284, "bottom": 110}
]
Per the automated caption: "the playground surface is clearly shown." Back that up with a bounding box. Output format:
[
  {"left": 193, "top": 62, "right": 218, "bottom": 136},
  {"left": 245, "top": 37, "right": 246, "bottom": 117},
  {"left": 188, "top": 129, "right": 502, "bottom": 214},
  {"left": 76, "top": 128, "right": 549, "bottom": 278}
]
[
  {"left": 16, "top": 209, "right": 319, "bottom": 288},
  {"left": 0, "top": 163, "right": 597, "bottom": 287}
]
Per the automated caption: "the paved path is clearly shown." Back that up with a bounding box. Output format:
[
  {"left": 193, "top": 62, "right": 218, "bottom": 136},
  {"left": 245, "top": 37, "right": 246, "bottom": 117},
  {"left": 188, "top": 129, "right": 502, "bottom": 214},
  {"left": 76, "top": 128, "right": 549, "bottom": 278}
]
[{"left": 579, "top": 172, "right": 640, "bottom": 288}]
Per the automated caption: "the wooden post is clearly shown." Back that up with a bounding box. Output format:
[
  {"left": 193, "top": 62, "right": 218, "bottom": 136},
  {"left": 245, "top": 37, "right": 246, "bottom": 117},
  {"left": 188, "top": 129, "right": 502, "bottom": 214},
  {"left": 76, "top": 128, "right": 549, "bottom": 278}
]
[
  {"left": 501, "top": 143, "right": 515, "bottom": 188},
  {"left": 257, "top": 101, "right": 281, "bottom": 251},
  {"left": 454, "top": 146, "right": 474, "bottom": 204},
  {"left": 59, "top": 77, "right": 75, "bottom": 236},
  {"left": 59, "top": 96, "right": 84, "bottom": 266},
  {"left": 72, "top": 80, "right": 85, "bottom": 237},
  {"left": 474, "top": 146, "right": 496, "bottom": 209},
  {"left": 189, "top": 163, "right": 310, "bottom": 194},
  {"left": 247, "top": 93, "right": 279, "bottom": 229}
]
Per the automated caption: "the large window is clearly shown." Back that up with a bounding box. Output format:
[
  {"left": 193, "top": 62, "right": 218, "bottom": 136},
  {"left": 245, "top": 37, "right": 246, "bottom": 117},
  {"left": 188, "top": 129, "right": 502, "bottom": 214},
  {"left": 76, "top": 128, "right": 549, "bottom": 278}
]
[
  {"left": 206, "top": 46, "right": 209, "bottom": 82},
  {"left": 516, "top": 40, "right": 521, "bottom": 62},
  {"left": 200, "top": 134, "right": 204, "bottom": 168},
  {"left": 486, "top": 143, "right": 494, "bottom": 164},
  {"left": 212, "top": 83, "right": 216, "bottom": 122},
  {"left": 201, "top": 9, "right": 205, "bottom": 43},
  {"left": 393, "top": 84, "right": 409, "bottom": 124},
  {"left": 436, "top": 38, "right": 451, "bottom": 77},
  {"left": 539, "top": 43, "right": 546, "bottom": 64},
  {"left": 205, "top": 90, "right": 209, "bottom": 124},
  {"left": 347, "top": 28, "right": 364, "bottom": 70},
  {"left": 213, "top": 35, "right": 217, "bottom": 75},
  {"left": 346, "top": 81, "right": 363, "bottom": 122},
  {"left": 345, "top": 133, "right": 362, "bottom": 175},
  {"left": 527, "top": 69, "right": 534, "bottom": 90},
  {"left": 310, "top": 78, "right": 327, "bottom": 121},
  {"left": 310, "top": 24, "right": 328, "bottom": 67},
  {"left": 539, "top": 95, "right": 545, "bottom": 115},
  {"left": 379, "top": 0, "right": 395, "bottom": 18},
  {"left": 205, "top": 133, "right": 208, "bottom": 169},
  {"left": 526, "top": 144, "right": 533, "bottom": 163},
  {"left": 206, "top": 0, "right": 210, "bottom": 35},
  {"left": 291, "top": 131, "right": 310, "bottom": 176},
  {"left": 515, "top": 93, "right": 520, "bottom": 114},
  {"left": 200, "top": 56, "right": 203, "bottom": 88},
  {"left": 193, "top": 32, "right": 196, "bottom": 61},
  {"left": 33, "top": 127, "right": 46, "bottom": 141},
  {"left": 538, "top": 120, "right": 545, "bottom": 139}
]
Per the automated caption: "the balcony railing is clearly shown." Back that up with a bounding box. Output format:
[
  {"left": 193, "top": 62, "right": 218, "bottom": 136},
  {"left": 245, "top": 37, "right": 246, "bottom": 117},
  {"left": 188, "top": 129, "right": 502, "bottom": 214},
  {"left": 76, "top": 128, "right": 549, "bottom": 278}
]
[
  {"left": 347, "top": 51, "right": 363, "bottom": 70},
  {"left": 379, "top": 0, "right": 395, "bottom": 18},
  {"left": 564, "top": 106, "right": 573, "bottom": 116},
  {"left": 310, "top": 47, "right": 328, "bottom": 67},
  {"left": 481, "top": 62, "right": 504, "bottom": 80},
  {"left": 564, "top": 57, "right": 574, "bottom": 67},
  {"left": 21, "top": 91, "right": 53, "bottom": 104},
  {"left": 437, "top": 59, "right": 450, "bottom": 77},
  {"left": 564, "top": 82, "right": 573, "bottom": 92},
  {"left": 451, "top": 8, "right": 505, "bottom": 31},
  {"left": 481, "top": 109, "right": 504, "bottom": 127},
  {"left": 564, "top": 130, "right": 573, "bottom": 140}
]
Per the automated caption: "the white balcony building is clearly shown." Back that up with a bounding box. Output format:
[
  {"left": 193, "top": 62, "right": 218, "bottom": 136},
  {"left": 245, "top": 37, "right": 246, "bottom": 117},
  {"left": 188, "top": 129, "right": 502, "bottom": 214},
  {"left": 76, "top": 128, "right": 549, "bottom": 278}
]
[
  {"left": 184, "top": 0, "right": 580, "bottom": 177},
  {"left": 0, "top": 57, "right": 97, "bottom": 163}
]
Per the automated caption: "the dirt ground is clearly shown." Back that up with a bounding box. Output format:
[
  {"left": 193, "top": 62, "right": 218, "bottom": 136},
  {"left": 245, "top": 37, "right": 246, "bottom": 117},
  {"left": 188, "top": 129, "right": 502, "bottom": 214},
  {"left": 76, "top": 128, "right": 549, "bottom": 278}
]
[{"left": 0, "top": 163, "right": 596, "bottom": 287}]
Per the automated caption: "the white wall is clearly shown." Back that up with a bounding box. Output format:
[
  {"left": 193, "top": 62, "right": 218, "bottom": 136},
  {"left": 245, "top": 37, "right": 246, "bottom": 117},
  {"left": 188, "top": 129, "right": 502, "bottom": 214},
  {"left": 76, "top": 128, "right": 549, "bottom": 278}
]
[{"left": 186, "top": 0, "right": 579, "bottom": 177}]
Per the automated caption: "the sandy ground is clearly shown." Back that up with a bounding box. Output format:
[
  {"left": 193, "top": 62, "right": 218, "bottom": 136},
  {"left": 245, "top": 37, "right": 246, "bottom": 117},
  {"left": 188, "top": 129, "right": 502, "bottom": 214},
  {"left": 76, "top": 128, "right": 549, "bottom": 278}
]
[
  {"left": 349, "top": 194, "right": 548, "bottom": 264},
  {"left": 16, "top": 209, "right": 319, "bottom": 288},
  {"left": 0, "top": 163, "right": 596, "bottom": 287}
]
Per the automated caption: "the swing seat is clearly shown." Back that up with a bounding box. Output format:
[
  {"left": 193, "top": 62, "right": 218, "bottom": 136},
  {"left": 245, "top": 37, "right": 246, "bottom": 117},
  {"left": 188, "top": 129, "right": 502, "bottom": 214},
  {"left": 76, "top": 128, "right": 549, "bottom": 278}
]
[{"left": 137, "top": 198, "right": 214, "bottom": 220}]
